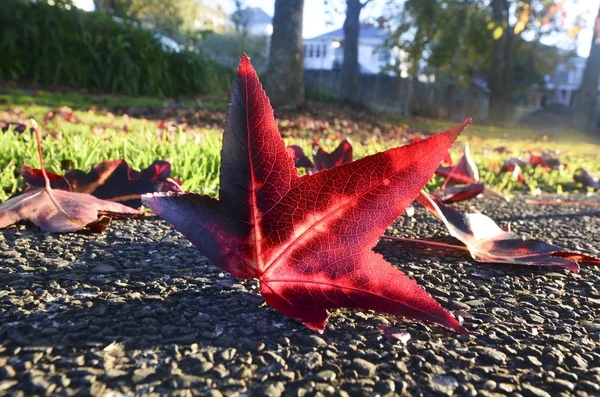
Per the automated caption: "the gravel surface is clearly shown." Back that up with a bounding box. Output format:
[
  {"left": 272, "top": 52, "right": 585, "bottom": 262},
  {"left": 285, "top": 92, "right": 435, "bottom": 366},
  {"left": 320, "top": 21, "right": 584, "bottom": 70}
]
[{"left": 1, "top": 194, "right": 599, "bottom": 397}]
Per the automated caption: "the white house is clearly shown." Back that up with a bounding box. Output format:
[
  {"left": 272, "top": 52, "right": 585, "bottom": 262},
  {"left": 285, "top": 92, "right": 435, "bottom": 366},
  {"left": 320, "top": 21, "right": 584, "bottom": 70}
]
[
  {"left": 303, "top": 25, "right": 395, "bottom": 74},
  {"left": 231, "top": 7, "right": 273, "bottom": 36},
  {"left": 545, "top": 56, "right": 600, "bottom": 106}
]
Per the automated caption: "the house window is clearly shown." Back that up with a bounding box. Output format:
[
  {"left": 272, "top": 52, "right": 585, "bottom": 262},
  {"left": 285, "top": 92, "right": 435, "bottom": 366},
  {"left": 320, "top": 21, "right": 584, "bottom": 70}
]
[
  {"left": 309, "top": 44, "right": 313, "bottom": 58},
  {"left": 303, "top": 45, "right": 306, "bottom": 57},
  {"left": 316, "top": 45, "right": 321, "bottom": 58},
  {"left": 323, "top": 44, "right": 327, "bottom": 58}
]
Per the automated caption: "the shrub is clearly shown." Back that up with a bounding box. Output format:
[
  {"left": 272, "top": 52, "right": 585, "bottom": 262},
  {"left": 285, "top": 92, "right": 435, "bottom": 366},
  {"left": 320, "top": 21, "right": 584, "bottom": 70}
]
[{"left": 0, "top": 0, "right": 233, "bottom": 97}]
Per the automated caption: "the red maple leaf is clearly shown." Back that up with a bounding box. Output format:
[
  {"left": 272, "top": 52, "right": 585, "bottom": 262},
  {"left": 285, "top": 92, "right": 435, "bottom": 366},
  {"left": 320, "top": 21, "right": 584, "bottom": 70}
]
[
  {"left": 0, "top": 122, "right": 142, "bottom": 232},
  {"left": 410, "top": 137, "right": 453, "bottom": 166},
  {"left": 142, "top": 55, "right": 471, "bottom": 333}
]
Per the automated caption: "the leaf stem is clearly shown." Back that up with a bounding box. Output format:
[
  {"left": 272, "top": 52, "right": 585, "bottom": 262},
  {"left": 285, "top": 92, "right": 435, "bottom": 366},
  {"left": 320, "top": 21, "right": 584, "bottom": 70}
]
[
  {"left": 30, "top": 119, "right": 51, "bottom": 190},
  {"left": 525, "top": 199, "right": 600, "bottom": 207}
]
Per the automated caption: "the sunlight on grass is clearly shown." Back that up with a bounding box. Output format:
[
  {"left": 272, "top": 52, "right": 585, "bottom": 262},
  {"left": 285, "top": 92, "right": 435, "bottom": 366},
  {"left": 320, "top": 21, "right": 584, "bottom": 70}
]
[
  {"left": 0, "top": 123, "right": 223, "bottom": 201},
  {"left": 1, "top": 96, "right": 599, "bottom": 203},
  {"left": 0, "top": 89, "right": 229, "bottom": 112}
]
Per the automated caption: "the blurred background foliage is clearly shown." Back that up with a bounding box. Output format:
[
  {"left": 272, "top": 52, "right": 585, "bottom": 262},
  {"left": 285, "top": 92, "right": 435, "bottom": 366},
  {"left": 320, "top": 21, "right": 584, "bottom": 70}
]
[{"left": 0, "top": 0, "right": 235, "bottom": 97}]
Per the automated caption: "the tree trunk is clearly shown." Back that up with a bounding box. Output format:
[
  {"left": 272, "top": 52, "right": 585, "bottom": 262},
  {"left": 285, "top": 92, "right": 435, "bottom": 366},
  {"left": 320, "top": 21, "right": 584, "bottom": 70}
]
[
  {"left": 340, "top": 0, "right": 363, "bottom": 104},
  {"left": 488, "top": 0, "right": 506, "bottom": 122},
  {"left": 265, "top": 0, "right": 305, "bottom": 109},
  {"left": 574, "top": 5, "right": 600, "bottom": 132},
  {"left": 501, "top": 21, "right": 517, "bottom": 122}
]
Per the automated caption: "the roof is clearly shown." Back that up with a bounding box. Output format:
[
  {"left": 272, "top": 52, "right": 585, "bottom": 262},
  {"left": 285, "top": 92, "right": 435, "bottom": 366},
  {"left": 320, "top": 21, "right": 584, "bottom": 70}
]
[
  {"left": 231, "top": 7, "right": 272, "bottom": 25},
  {"left": 308, "top": 24, "right": 388, "bottom": 41}
]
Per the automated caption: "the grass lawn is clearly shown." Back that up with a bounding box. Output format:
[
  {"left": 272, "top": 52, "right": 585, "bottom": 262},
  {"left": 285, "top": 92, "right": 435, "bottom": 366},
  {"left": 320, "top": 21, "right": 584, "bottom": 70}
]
[{"left": 1, "top": 88, "right": 599, "bottom": 203}]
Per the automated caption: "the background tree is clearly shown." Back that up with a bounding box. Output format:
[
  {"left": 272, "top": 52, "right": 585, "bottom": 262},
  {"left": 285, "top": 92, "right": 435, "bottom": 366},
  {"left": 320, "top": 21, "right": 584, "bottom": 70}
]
[
  {"left": 230, "top": 1, "right": 251, "bottom": 59},
  {"left": 386, "top": 0, "right": 575, "bottom": 123},
  {"left": 386, "top": 0, "right": 490, "bottom": 79},
  {"left": 265, "top": 0, "right": 305, "bottom": 108},
  {"left": 231, "top": 0, "right": 250, "bottom": 34},
  {"left": 486, "top": 0, "right": 564, "bottom": 122},
  {"left": 573, "top": 4, "right": 600, "bottom": 132},
  {"left": 92, "top": 0, "right": 197, "bottom": 35},
  {"left": 340, "top": 0, "right": 371, "bottom": 104}
]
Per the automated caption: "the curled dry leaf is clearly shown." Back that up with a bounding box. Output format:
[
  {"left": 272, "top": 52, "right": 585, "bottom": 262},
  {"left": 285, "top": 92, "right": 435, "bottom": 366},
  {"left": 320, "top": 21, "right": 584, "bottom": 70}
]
[
  {"left": 0, "top": 122, "right": 142, "bottom": 232},
  {"left": 286, "top": 145, "right": 314, "bottom": 169},
  {"left": 441, "top": 183, "right": 485, "bottom": 204},
  {"left": 43, "top": 106, "right": 80, "bottom": 125},
  {"left": 574, "top": 168, "right": 600, "bottom": 190},
  {"left": 433, "top": 143, "right": 507, "bottom": 203},
  {"left": 529, "top": 151, "right": 562, "bottom": 170},
  {"left": 312, "top": 139, "right": 353, "bottom": 171},
  {"left": 494, "top": 146, "right": 511, "bottom": 155},
  {"left": 415, "top": 191, "right": 600, "bottom": 272},
  {"left": 500, "top": 158, "right": 526, "bottom": 184},
  {"left": 143, "top": 55, "right": 471, "bottom": 334},
  {"left": 21, "top": 166, "right": 71, "bottom": 191},
  {"left": 377, "top": 324, "right": 411, "bottom": 344},
  {"left": 22, "top": 159, "right": 181, "bottom": 208},
  {"left": 1, "top": 122, "right": 32, "bottom": 134},
  {"left": 435, "top": 143, "right": 479, "bottom": 185}
]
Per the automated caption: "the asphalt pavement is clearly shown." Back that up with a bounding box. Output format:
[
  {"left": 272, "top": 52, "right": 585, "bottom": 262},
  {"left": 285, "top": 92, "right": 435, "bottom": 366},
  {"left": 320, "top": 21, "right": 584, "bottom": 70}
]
[{"left": 0, "top": 194, "right": 599, "bottom": 397}]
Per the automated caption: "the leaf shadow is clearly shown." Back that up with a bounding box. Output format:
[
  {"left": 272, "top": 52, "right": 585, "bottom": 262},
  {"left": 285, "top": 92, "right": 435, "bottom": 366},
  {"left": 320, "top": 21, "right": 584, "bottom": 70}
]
[{"left": 0, "top": 230, "right": 401, "bottom": 354}]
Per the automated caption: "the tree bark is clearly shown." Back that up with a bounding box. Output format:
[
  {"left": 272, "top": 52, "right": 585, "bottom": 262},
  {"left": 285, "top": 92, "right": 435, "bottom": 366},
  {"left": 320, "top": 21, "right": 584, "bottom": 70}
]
[
  {"left": 340, "top": 0, "right": 364, "bottom": 104},
  {"left": 574, "top": 4, "right": 600, "bottom": 132},
  {"left": 489, "top": 0, "right": 519, "bottom": 124},
  {"left": 489, "top": 0, "right": 506, "bottom": 122},
  {"left": 265, "top": 0, "right": 305, "bottom": 109},
  {"left": 501, "top": 17, "right": 517, "bottom": 121}
]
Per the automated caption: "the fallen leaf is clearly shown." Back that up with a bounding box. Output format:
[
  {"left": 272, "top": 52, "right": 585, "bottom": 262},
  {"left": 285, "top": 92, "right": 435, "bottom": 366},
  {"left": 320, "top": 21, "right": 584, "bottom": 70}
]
[
  {"left": 312, "top": 138, "right": 353, "bottom": 171},
  {"left": 415, "top": 191, "right": 600, "bottom": 272},
  {"left": 142, "top": 55, "right": 470, "bottom": 334},
  {"left": 494, "top": 146, "right": 511, "bottom": 155},
  {"left": 529, "top": 152, "right": 562, "bottom": 170},
  {"left": 435, "top": 143, "right": 479, "bottom": 185},
  {"left": 44, "top": 106, "right": 79, "bottom": 124},
  {"left": 481, "top": 186, "right": 510, "bottom": 202},
  {"left": 21, "top": 165, "right": 72, "bottom": 192},
  {"left": 574, "top": 168, "right": 600, "bottom": 189},
  {"left": 0, "top": 121, "right": 142, "bottom": 232},
  {"left": 441, "top": 183, "right": 485, "bottom": 203},
  {"left": 286, "top": 145, "right": 314, "bottom": 169},
  {"left": 1, "top": 122, "right": 31, "bottom": 134},
  {"left": 377, "top": 324, "right": 411, "bottom": 344},
  {"left": 500, "top": 158, "right": 526, "bottom": 184},
  {"left": 22, "top": 159, "right": 182, "bottom": 208}
]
